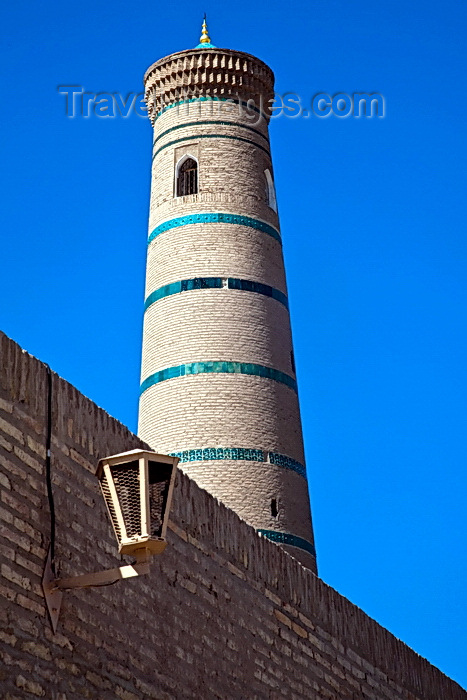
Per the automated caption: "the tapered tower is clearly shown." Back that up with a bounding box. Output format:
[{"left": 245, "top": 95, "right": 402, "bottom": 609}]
[{"left": 138, "top": 20, "right": 317, "bottom": 571}]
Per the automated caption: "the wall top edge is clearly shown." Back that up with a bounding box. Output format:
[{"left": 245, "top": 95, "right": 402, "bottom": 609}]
[
  {"left": 0, "top": 329, "right": 147, "bottom": 453},
  {"left": 144, "top": 47, "right": 274, "bottom": 83}
]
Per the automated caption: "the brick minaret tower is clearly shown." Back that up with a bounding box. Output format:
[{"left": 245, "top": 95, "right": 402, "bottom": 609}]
[{"left": 138, "top": 19, "right": 317, "bottom": 571}]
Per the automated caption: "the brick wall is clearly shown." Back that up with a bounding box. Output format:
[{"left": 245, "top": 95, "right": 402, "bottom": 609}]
[{"left": 0, "top": 330, "right": 465, "bottom": 700}]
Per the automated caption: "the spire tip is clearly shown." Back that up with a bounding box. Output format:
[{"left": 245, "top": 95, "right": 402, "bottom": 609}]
[{"left": 197, "top": 15, "right": 215, "bottom": 48}]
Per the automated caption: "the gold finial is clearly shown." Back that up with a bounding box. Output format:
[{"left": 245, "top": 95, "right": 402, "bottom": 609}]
[{"left": 199, "top": 14, "right": 211, "bottom": 45}]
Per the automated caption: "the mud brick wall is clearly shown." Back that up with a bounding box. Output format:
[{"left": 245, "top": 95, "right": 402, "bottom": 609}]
[{"left": 0, "top": 331, "right": 465, "bottom": 700}]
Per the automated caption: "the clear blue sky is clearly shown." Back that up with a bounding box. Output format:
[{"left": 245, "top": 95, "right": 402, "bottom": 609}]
[{"left": 2, "top": 0, "right": 466, "bottom": 689}]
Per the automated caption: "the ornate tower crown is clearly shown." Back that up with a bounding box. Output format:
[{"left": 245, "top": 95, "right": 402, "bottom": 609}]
[{"left": 143, "top": 21, "right": 275, "bottom": 126}]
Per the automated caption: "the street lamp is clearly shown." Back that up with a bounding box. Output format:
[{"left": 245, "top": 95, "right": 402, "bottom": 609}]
[
  {"left": 42, "top": 449, "right": 179, "bottom": 632},
  {"left": 97, "top": 449, "right": 177, "bottom": 557}
]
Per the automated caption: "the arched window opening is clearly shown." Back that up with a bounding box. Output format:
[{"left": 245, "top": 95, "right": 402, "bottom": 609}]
[
  {"left": 177, "top": 157, "right": 198, "bottom": 197},
  {"left": 264, "top": 168, "right": 277, "bottom": 212}
]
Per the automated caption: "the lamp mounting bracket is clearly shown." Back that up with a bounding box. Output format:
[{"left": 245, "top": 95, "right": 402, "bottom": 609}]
[{"left": 42, "top": 546, "right": 150, "bottom": 633}]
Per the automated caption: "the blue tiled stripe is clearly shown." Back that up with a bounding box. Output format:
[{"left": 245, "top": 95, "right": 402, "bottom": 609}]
[
  {"left": 152, "top": 133, "right": 270, "bottom": 160},
  {"left": 144, "top": 277, "right": 222, "bottom": 310},
  {"left": 257, "top": 530, "right": 316, "bottom": 558},
  {"left": 166, "top": 447, "right": 306, "bottom": 478},
  {"left": 170, "top": 447, "right": 265, "bottom": 463},
  {"left": 153, "top": 120, "right": 269, "bottom": 147},
  {"left": 148, "top": 213, "right": 281, "bottom": 245},
  {"left": 227, "top": 279, "right": 288, "bottom": 308},
  {"left": 144, "top": 277, "right": 288, "bottom": 312},
  {"left": 153, "top": 96, "right": 266, "bottom": 122},
  {"left": 268, "top": 453, "right": 306, "bottom": 478},
  {"left": 140, "top": 361, "right": 297, "bottom": 394}
]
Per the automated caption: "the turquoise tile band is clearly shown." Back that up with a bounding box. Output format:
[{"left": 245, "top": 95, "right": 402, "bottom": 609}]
[
  {"left": 140, "top": 361, "right": 297, "bottom": 394},
  {"left": 144, "top": 277, "right": 288, "bottom": 312},
  {"left": 227, "top": 279, "right": 288, "bottom": 309},
  {"left": 257, "top": 530, "right": 316, "bottom": 557},
  {"left": 168, "top": 447, "right": 306, "bottom": 478},
  {"left": 170, "top": 447, "right": 265, "bottom": 463},
  {"left": 148, "top": 213, "right": 281, "bottom": 245},
  {"left": 153, "top": 96, "right": 266, "bottom": 122},
  {"left": 268, "top": 453, "right": 306, "bottom": 478},
  {"left": 144, "top": 277, "right": 221, "bottom": 310},
  {"left": 153, "top": 120, "right": 269, "bottom": 147},
  {"left": 153, "top": 133, "right": 270, "bottom": 160}
]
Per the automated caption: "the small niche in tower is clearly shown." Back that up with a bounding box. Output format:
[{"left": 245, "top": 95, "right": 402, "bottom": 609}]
[
  {"left": 270, "top": 498, "right": 278, "bottom": 518},
  {"left": 264, "top": 168, "right": 277, "bottom": 212}
]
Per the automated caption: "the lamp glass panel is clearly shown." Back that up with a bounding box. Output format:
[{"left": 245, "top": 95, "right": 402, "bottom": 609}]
[
  {"left": 148, "top": 461, "right": 173, "bottom": 537},
  {"left": 110, "top": 461, "right": 141, "bottom": 538}
]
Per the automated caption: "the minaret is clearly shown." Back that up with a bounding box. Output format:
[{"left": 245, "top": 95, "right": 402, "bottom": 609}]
[{"left": 138, "top": 19, "right": 317, "bottom": 571}]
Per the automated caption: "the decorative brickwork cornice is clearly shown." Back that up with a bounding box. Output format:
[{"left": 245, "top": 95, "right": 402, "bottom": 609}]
[{"left": 144, "top": 49, "right": 275, "bottom": 125}]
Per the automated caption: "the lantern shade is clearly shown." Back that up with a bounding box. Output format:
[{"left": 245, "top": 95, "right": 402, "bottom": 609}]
[{"left": 96, "top": 450, "right": 179, "bottom": 556}]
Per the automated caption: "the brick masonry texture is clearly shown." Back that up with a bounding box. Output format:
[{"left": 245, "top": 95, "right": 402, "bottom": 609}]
[
  {"left": 144, "top": 224, "right": 287, "bottom": 296},
  {"left": 138, "top": 375, "right": 305, "bottom": 462},
  {"left": 1, "top": 330, "right": 466, "bottom": 699},
  {"left": 141, "top": 291, "right": 293, "bottom": 377},
  {"left": 139, "top": 47, "right": 317, "bottom": 569}
]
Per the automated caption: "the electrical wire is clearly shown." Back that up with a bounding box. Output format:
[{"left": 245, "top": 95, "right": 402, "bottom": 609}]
[
  {"left": 42, "top": 366, "right": 124, "bottom": 592},
  {"left": 44, "top": 364, "right": 56, "bottom": 575}
]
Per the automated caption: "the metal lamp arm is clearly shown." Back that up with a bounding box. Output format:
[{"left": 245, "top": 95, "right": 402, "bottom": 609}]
[{"left": 53, "top": 561, "right": 150, "bottom": 590}]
